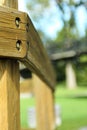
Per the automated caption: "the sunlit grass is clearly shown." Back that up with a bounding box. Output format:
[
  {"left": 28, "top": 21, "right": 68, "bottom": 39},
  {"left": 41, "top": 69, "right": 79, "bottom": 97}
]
[
  {"left": 55, "top": 83, "right": 87, "bottom": 97},
  {"left": 20, "top": 84, "right": 87, "bottom": 130},
  {"left": 55, "top": 84, "right": 87, "bottom": 130},
  {"left": 20, "top": 97, "right": 35, "bottom": 128}
]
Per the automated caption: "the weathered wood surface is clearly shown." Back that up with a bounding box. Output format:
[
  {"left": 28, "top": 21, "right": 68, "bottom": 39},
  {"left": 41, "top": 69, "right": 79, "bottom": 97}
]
[
  {"left": 33, "top": 74, "right": 55, "bottom": 130},
  {"left": 0, "top": 60, "right": 20, "bottom": 130},
  {"left": 20, "top": 79, "right": 33, "bottom": 93},
  {"left": 45, "top": 86, "right": 55, "bottom": 130},
  {"left": 0, "top": 7, "right": 56, "bottom": 89},
  {"left": 0, "top": 6, "right": 27, "bottom": 58},
  {"left": 0, "top": 0, "right": 18, "bottom": 8},
  {"left": 33, "top": 74, "right": 49, "bottom": 130},
  {"left": 0, "top": 1, "right": 20, "bottom": 130},
  {"left": 22, "top": 15, "right": 56, "bottom": 90}
]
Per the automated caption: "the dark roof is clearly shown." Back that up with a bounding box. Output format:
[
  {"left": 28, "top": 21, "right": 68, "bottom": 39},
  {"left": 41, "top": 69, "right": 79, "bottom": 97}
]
[{"left": 47, "top": 39, "right": 87, "bottom": 61}]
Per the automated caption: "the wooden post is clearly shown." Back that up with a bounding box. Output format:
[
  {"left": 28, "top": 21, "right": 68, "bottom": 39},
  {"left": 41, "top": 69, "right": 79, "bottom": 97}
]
[
  {"left": 33, "top": 74, "right": 55, "bottom": 130},
  {"left": 0, "top": 60, "right": 20, "bottom": 130},
  {"left": 0, "top": 1, "right": 20, "bottom": 130},
  {"left": 45, "top": 86, "right": 55, "bottom": 130},
  {"left": 0, "top": 0, "right": 18, "bottom": 8}
]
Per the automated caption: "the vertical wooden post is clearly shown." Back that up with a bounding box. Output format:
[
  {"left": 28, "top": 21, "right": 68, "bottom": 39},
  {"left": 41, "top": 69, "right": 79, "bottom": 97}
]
[
  {"left": 0, "top": 0, "right": 18, "bottom": 8},
  {"left": 33, "top": 74, "right": 55, "bottom": 130},
  {"left": 0, "top": 60, "right": 20, "bottom": 130},
  {"left": 45, "top": 86, "right": 55, "bottom": 130},
  {"left": 0, "top": 1, "right": 20, "bottom": 130}
]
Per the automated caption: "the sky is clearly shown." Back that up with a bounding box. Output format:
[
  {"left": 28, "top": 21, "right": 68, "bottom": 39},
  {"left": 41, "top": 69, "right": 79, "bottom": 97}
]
[
  {"left": 18, "top": 0, "right": 87, "bottom": 39},
  {"left": 76, "top": 5, "right": 87, "bottom": 37},
  {"left": 18, "top": 0, "right": 63, "bottom": 39}
]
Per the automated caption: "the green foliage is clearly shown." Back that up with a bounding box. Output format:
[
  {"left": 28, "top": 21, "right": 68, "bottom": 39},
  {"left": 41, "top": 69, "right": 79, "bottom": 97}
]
[
  {"left": 26, "top": 0, "right": 87, "bottom": 42},
  {"left": 26, "top": 0, "right": 87, "bottom": 83},
  {"left": 53, "top": 61, "right": 66, "bottom": 82},
  {"left": 26, "top": 0, "right": 49, "bottom": 21},
  {"left": 26, "top": 0, "right": 87, "bottom": 40},
  {"left": 79, "top": 55, "right": 87, "bottom": 63},
  {"left": 27, "top": 0, "right": 49, "bottom": 8},
  {"left": 75, "top": 63, "right": 87, "bottom": 85}
]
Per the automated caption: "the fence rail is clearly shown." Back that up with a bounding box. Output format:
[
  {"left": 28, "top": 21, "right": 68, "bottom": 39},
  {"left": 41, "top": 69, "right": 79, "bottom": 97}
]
[
  {"left": 0, "top": 6, "right": 56, "bottom": 89},
  {"left": 0, "top": 0, "right": 56, "bottom": 130}
]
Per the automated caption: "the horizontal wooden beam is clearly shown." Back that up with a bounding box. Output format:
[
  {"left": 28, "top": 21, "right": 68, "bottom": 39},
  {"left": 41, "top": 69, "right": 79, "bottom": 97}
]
[
  {"left": 21, "top": 15, "right": 56, "bottom": 90},
  {"left": 0, "top": 6, "right": 56, "bottom": 90},
  {"left": 0, "top": 6, "right": 27, "bottom": 58}
]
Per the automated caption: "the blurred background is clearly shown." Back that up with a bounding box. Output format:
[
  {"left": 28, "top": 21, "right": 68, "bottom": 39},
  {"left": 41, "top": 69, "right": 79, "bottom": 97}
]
[{"left": 19, "top": 0, "right": 87, "bottom": 130}]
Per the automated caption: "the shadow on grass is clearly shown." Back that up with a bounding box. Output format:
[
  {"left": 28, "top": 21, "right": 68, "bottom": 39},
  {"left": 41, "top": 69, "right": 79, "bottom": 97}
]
[
  {"left": 56, "top": 94, "right": 87, "bottom": 99},
  {"left": 68, "top": 95, "right": 87, "bottom": 99}
]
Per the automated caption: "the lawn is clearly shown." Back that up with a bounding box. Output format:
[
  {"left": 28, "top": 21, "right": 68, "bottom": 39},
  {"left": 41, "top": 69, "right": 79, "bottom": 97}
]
[
  {"left": 20, "top": 97, "right": 35, "bottom": 128},
  {"left": 20, "top": 84, "right": 87, "bottom": 130},
  {"left": 55, "top": 84, "right": 87, "bottom": 130}
]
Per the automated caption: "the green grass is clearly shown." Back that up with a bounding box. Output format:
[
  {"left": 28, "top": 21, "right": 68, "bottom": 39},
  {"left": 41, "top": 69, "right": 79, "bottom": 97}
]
[
  {"left": 20, "top": 97, "right": 35, "bottom": 128},
  {"left": 20, "top": 84, "right": 87, "bottom": 130},
  {"left": 55, "top": 84, "right": 87, "bottom": 130}
]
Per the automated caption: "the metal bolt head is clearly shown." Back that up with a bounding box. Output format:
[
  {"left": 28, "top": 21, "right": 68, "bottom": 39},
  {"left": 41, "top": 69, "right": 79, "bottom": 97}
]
[
  {"left": 15, "top": 17, "right": 21, "bottom": 28},
  {"left": 16, "top": 40, "right": 21, "bottom": 51}
]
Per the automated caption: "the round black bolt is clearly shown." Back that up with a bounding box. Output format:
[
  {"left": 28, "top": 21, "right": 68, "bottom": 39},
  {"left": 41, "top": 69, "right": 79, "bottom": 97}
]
[
  {"left": 16, "top": 40, "right": 22, "bottom": 51},
  {"left": 15, "top": 17, "right": 21, "bottom": 28}
]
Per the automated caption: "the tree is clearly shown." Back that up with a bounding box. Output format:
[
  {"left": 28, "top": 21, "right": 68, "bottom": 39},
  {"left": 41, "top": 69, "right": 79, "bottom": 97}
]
[
  {"left": 26, "top": 0, "right": 87, "bottom": 83},
  {"left": 26, "top": 0, "right": 87, "bottom": 41}
]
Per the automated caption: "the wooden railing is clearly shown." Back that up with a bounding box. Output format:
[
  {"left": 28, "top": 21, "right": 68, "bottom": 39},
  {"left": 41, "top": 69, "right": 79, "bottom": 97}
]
[{"left": 0, "top": 0, "right": 56, "bottom": 130}]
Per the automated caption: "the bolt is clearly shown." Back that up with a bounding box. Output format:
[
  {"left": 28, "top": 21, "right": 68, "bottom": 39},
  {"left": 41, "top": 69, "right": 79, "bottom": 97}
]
[
  {"left": 16, "top": 40, "right": 21, "bottom": 51},
  {"left": 15, "top": 17, "right": 21, "bottom": 28}
]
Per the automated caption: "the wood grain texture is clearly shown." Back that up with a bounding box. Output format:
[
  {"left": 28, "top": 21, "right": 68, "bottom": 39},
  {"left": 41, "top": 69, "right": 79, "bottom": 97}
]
[
  {"left": 0, "top": 60, "right": 20, "bottom": 130},
  {"left": 33, "top": 74, "right": 55, "bottom": 130},
  {"left": 45, "top": 85, "right": 55, "bottom": 130},
  {"left": 21, "top": 15, "right": 56, "bottom": 90},
  {"left": 33, "top": 74, "right": 49, "bottom": 130},
  {"left": 0, "top": 6, "right": 56, "bottom": 89},
  {"left": 0, "top": 6, "right": 27, "bottom": 58},
  {"left": 0, "top": 0, "right": 18, "bottom": 8},
  {"left": 0, "top": 1, "right": 20, "bottom": 130},
  {"left": 20, "top": 79, "right": 33, "bottom": 93}
]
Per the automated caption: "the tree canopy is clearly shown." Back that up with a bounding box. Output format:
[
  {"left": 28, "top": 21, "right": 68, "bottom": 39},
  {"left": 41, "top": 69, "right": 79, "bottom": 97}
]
[
  {"left": 26, "top": 0, "right": 87, "bottom": 41},
  {"left": 26, "top": 0, "right": 87, "bottom": 82}
]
